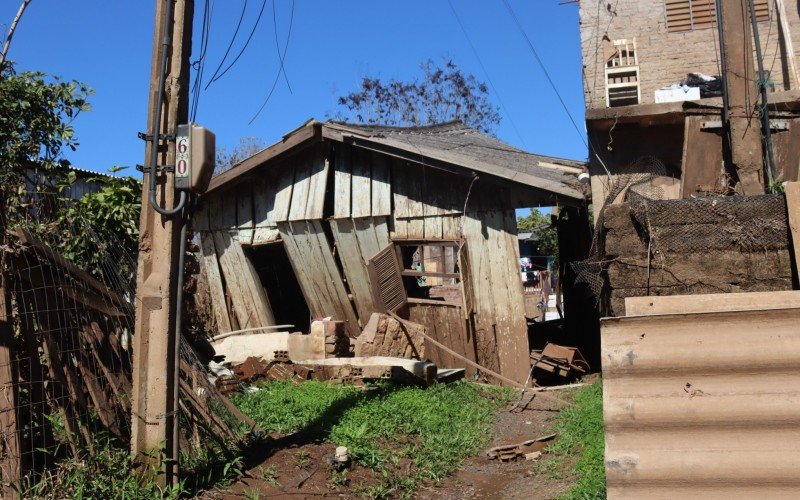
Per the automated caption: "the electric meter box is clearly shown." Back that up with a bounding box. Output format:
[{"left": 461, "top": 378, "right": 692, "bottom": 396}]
[{"left": 174, "top": 123, "right": 215, "bottom": 193}]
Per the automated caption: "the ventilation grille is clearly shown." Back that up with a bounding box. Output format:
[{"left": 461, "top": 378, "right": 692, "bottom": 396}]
[{"left": 368, "top": 245, "right": 407, "bottom": 312}]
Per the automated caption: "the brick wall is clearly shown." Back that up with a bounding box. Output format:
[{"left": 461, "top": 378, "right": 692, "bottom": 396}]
[{"left": 580, "top": 0, "right": 800, "bottom": 109}]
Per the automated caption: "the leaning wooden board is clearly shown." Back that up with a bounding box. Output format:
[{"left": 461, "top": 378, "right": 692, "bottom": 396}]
[{"left": 787, "top": 182, "right": 800, "bottom": 283}]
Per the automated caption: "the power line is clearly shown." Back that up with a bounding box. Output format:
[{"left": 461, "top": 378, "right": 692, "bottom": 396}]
[
  {"left": 207, "top": 0, "right": 269, "bottom": 87},
  {"left": 204, "top": 0, "right": 249, "bottom": 90},
  {"left": 190, "top": 0, "right": 212, "bottom": 121},
  {"left": 249, "top": 0, "right": 295, "bottom": 125},
  {"left": 446, "top": 0, "right": 527, "bottom": 148},
  {"left": 272, "top": 0, "right": 293, "bottom": 93},
  {"left": 500, "top": 0, "right": 610, "bottom": 176}
]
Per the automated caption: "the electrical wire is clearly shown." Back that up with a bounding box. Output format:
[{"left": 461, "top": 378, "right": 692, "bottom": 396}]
[
  {"left": 190, "top": 0, "right": 212, "bottom": 121},
  {"left": 446, "top": 0, "right": 526, "bottom": 148},
  {"left": 206, "top": 0, "right": 269, "bottom": 87},
  {"left": 248, "top": 0, "right": 295, "bottom": 125},
  {"left": 204, "top": 0, "right": 248, "bottom": 89},
  {"left": 500, "top": 0, "right": 611, "bottom": 176},
  {"left": 273, "top": 0, "right": 293, "bottom": 93}
]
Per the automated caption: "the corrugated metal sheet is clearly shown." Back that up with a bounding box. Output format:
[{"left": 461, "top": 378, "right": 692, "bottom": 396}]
[{"left": 601, "top": 302, "right": 800, "bottom": 499}]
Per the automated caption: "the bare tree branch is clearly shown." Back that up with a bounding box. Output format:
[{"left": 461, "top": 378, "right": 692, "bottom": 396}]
[{"left": 1, "top": 0, "right": 32, "bottom": 70}]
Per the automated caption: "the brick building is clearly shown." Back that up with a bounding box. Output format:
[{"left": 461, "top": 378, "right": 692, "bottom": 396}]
[{"left": 579, "top": 0, "right": 800, "bottom": 209}]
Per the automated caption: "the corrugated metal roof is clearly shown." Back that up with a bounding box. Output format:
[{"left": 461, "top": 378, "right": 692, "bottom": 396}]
[{"left": 601, "top": 295, "right": 800, "bottom": 499}]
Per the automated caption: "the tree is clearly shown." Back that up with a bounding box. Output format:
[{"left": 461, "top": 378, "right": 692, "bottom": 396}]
[
  {"left": 517, "top": 209, "right": 559, "bottom": 259},
  {"left": 334, "top": 59, "right": 501, "bottom": 133},
  {"left": 0, "top": 63, "right": 92, "bottom": 216},
  {"left": 214, "top": 136, "right": 267, "bottom": 175}
]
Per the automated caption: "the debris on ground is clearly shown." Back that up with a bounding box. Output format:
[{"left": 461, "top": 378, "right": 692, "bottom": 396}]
[
  {"left": 354, "top": 312, "right": 426, "bottom": 359},
  {"left": 294, "top": 356, "right": 437, "bottom": 386},
  {"left": 486, "top": 434, "right": 556, "bottom": 462},
  {"left": 530, "top": 343, "right": 589, "bottom": 382}
]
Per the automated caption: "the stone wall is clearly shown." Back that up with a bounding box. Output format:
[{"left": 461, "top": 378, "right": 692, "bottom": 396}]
[
  {"left": 579, "top": 0, "right": 800, "bottom": 109},
  {"left": 601, "top": 195, "right": 794, "bottom": 316}
]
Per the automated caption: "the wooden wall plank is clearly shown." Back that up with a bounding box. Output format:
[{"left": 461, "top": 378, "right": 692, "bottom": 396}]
[
  {"left": 442, "top": 215, "right": 462, "bottom": 239},
  {"left": 213, "top": 231, "right": 275, "bottom": 329},
  {"left": 304, "top": 153, "right": 329, "bottom": 220},
  {"left": 352, "top": 148, "right": 372, "bottom": 218},
  {"left": 482, "top": 210, "right": 529, "bottom": 384},
  {"left": 220, "top": 196, "right": 237, "bottom": 231},
  {"left": 331, "top": 219, "right": 375, "bottom": 325},
  {"left": 288, "top": 157, "right": 313, "bottom": 221},
  {"left": 462, "top": 213, "right": 501, "bottom": 374},
  {"left": 236, "top": 186, "right": 254, "bottom": 244},
  {"left": 423, "top": 215, "right": 444, "bottom": 239},
  {"left": 371, "top": 152, "right": 391, "bottom": 216},
  {"left": 373, "top": 217, "right": 390, "bottom": 248},
  {"left": 392, "top": 217, "right": 408, "bottom": 239},
  {"left": 200, "top": 232, "right": 233, "bottom": 333},
  {"left": 253, "top": 173, "right": 277, "bottom": 228},
  {"left": 279, "top": 221, "right": 361, "bottom": 336},
  {"left": 334, "top": 145, "right": 352, "bottom": 219},
  {"left": 272, "top": 162, "right": 295, "bottom": 222},
  {"left": 278, "top": 221, "right": 326, "bottom": 317},
  {"left": 209, "top": 195, "right": 225, "bottom": 231},
  {"left": 193, "top": 200, "right": 210, "bottom": 230},
  {"left": 353, "top": 217, "right": 381, "bottom": 263}
]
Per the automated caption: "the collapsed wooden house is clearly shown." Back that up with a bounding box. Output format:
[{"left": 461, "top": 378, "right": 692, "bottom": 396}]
[{"left": 194, "top": 120, "right": 587, "bottom": 384}]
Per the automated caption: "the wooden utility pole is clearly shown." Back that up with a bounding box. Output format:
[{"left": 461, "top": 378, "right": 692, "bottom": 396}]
[
  {"left": 131, "top": 0, "right": 193, "bottom": 485},
  {"left": 719, "top": 0, "right": 764, "bottom": 194}
]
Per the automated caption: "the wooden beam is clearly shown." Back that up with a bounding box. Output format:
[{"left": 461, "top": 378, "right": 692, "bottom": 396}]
[
  {"left": 625, "top": 290, "right": 800, "bottom": 317},
  {"left": 0, "top": 235, "right": 20, "bottom": 492}
]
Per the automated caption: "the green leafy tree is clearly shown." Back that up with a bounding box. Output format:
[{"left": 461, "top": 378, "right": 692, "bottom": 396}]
[
  {"left": 334, "top": 59, "right": 501, "bottom": 134},
  {"left": 0, "top": 63, "right": 92, "bottom": 213},
  {"left": 1, "top": 63, "right": 140, "bottom": 286},
  {"left": 517, "top": 209, "right": 559, "bottom": 260},
  {"left": 56, "top": 167, "right": 141, "bottom": 285}
]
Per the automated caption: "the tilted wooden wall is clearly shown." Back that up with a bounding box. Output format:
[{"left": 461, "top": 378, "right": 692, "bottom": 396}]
[{"left": 194, "top": 143, "right": 533, "bottom": 384}]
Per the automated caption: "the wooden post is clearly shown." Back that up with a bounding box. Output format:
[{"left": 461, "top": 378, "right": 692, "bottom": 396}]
[
  {"left": 719, "top": 0, "right": 765, "bottom": 194},
  {"left": 0, "top": 191, "right": 21, "bottom": 495},
  {"left": 131, "top": 0, "right": 193, "bottom": 485}
]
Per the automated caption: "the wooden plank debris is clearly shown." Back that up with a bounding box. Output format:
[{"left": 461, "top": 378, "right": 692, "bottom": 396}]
[{"left": 625, "top": 290, "right": 800, "bottom": 316}]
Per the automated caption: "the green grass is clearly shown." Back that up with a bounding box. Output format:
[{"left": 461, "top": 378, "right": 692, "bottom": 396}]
[
  {"left": 548, "top": 379, "right": 606, "bottom": 500},
  {"left": 232, "top": 380, "right": 514, "bottom": 496}
]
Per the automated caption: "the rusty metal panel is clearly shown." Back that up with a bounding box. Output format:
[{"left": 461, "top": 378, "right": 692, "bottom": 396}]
[{"left": 601, "top": 306, "right": 800, "bottom": 499}]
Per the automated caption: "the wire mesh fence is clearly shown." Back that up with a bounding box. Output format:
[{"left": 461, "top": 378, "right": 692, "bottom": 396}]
[
  {"left": 573, "top": 156, "right": 793, "bottom": 315},
  {"left": 0, "top": 206, "right": 135, "bottom": 489},
  {"left": 0, "top": 187, "right": 250, "bottom": 492}
]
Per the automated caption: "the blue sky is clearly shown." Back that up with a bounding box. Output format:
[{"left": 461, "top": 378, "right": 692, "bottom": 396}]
[{"left": 1, "top": 1, "right": 586, "bottom": 178}]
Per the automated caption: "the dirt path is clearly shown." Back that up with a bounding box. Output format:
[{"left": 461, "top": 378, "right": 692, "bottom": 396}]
[{"left": 203, "top": 387, "right": 576, "bottom": 499}]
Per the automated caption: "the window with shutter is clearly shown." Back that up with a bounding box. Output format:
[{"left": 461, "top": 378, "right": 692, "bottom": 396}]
[
  {"left": 666, "top": 0, "right": 769, "bottom": 33},
  {"left": 368, "top": 241, "right": 473, "bottom": 312}
]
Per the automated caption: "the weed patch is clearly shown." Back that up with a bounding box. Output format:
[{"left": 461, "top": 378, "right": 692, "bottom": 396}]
[
  {"left": 548, "top": 379, "right": 605, "bottom": 499},
  {"left": 233, "top": 380, "right": 514, "bottom": 496}
]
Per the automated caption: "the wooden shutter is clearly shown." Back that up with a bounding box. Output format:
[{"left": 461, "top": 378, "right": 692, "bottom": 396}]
[
  {"left": 368, "top": 244, "right": 407, "bottom": 313},
  {"left": 666, "top": 0, "right": 769, "bottom": 33}
]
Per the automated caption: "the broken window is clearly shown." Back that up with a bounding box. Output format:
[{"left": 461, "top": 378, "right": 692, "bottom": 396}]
[{"left": 666, "top": 0, "right": 769, "bottom": 33}]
